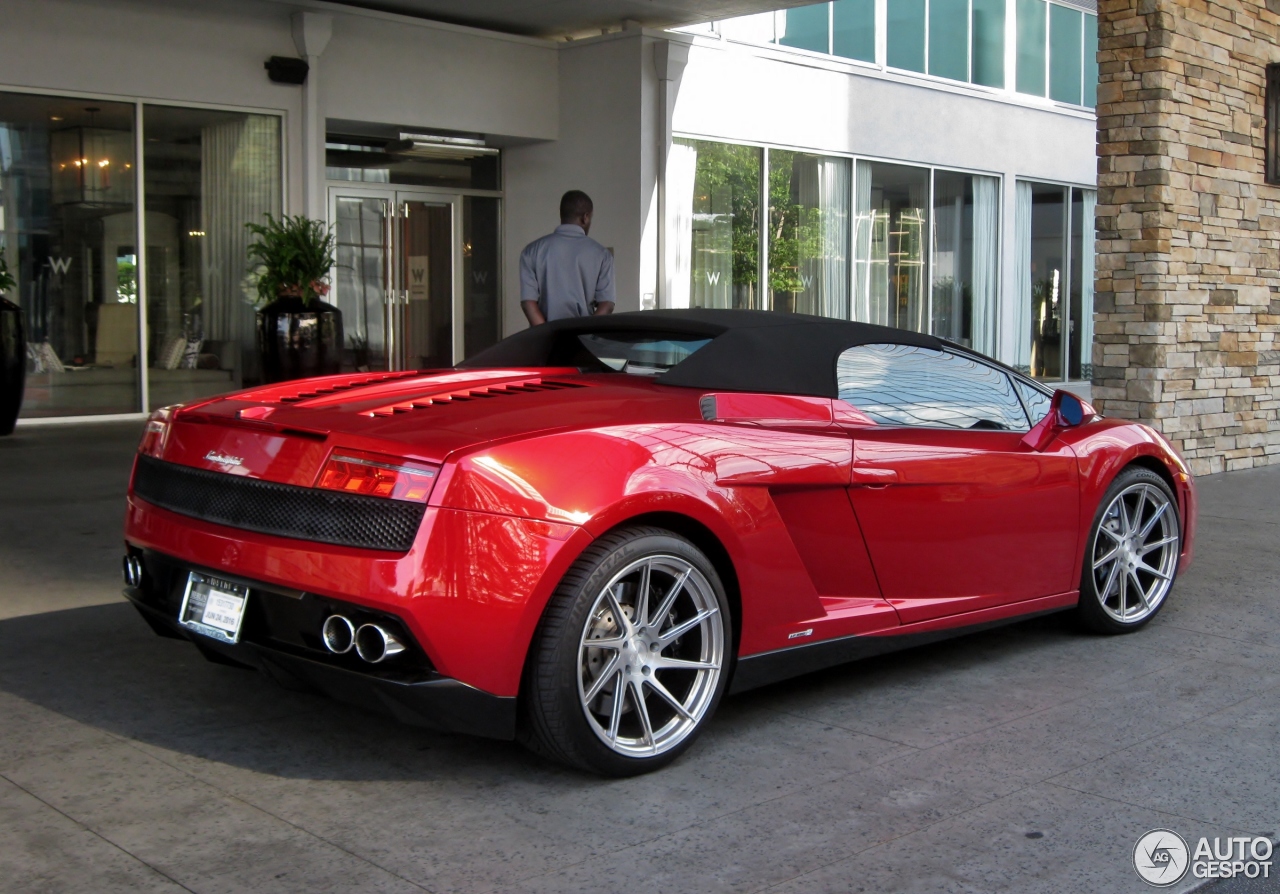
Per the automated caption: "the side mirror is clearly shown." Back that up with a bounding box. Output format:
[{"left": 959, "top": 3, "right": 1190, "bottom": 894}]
[
  {"left": 1056, "top": 391, "right": 1085, "bottom": 427},
  {"left": 1020, "top": 389, "right": 1090, "bottom": 452}
]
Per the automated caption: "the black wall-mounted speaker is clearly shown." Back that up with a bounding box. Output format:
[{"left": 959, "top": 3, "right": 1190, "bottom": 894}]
[{"left": 265, "top": 56, "right": 309, "bottom": 85}]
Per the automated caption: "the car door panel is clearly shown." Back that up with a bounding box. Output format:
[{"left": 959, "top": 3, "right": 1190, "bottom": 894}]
[{"left": 848, "top": 428, "right": 1080, "bottom": 624}]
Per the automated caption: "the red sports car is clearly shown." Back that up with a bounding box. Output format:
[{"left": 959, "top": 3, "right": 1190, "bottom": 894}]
[{"left": 122, "top": 310, "right": 1197, "bottom": 775}]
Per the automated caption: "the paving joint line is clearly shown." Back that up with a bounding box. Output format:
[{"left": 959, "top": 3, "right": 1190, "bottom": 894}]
[
  {"left": 0, "top": 771, "right": 200, "bottom": 894},
  {"left": 108, "top": 734, "right": 438, "bottom": 894}
]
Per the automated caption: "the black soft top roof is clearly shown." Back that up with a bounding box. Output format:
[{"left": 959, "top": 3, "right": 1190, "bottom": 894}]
[{"left": 459, "top": 309, "right": 942, "bottom": 398}]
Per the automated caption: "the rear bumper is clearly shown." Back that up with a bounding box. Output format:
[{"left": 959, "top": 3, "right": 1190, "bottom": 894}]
[{"left": 122, "top": 564, "right": 516, "bottom": 740}]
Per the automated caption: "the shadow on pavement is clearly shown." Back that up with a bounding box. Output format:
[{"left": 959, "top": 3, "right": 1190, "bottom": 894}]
[{"left": 0, "top": 595, "right": 1081, "bottom": 784}]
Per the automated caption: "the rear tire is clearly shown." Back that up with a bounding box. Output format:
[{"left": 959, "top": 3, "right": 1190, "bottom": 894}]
[
  {"left": 520, "top": 526, "right": 732, "bottom": 776},
  {"left": 1076, "top": 466, "right": 1181, "bottom": 634}
]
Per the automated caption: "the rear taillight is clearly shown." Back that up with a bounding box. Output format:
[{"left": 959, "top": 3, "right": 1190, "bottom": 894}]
[
  {"left": 317, "top": 451, "right": 439, "bottom": 503},
  {"left": 138, "top": 405, "right": 180, "bottom": 458}
]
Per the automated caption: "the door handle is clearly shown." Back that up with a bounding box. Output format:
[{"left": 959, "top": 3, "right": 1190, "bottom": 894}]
[{"left": 851, "top": 467, "right": 899, "bottom": 486}]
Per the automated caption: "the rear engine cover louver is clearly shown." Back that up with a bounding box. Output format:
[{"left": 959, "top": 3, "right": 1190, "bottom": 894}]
[
  {"left": 362, "top": 378, "right": 590, "bottom": 418},
  {"left": 276, "top": 371, "right": 423, "bottom": 404}
]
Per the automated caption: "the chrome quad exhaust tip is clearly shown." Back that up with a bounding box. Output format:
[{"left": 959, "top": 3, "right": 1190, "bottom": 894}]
[
  {"left": 122, "top": 554, "right": 144, "bottom": 588},
  {"left": 354, "top": 623, "right": 406, "bottom": 664},
  {"left": 321, "top": 614, "right": 356, "bottom": 654}
]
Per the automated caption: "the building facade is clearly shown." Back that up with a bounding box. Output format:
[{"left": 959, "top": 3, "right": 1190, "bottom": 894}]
[
  {"left": 1095, "top": 0, "right": 1280, "bottom": 474},
  {"left": 0, "top": 0, "right": 1098, "bottom": 425}
]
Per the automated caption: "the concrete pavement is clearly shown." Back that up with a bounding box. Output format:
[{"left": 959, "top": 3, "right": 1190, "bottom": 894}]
[{"left": 0, "top": 421, "right": 1277, "bottom": 893}]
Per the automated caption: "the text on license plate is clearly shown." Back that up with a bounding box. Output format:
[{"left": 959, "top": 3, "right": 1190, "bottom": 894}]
[{"left": 179, "top": 572, "right": 249, "bottom": 644}]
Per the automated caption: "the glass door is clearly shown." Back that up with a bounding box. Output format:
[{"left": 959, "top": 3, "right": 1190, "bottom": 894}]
[
  {"left": 330, "top": 188, "right": 460, "bottom": 372},
  {"left": 395, "top": 199, "right": 454, "bottom": 370}
]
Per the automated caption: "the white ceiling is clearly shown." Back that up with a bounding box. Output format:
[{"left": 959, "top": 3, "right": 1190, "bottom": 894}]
[{"left": 324, "top": 0, "right": 816, "bottom": 38}]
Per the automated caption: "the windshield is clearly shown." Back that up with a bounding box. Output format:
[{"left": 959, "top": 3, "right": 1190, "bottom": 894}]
[{"left": 575, "top": 333, "right": 712, "bottom": 376}]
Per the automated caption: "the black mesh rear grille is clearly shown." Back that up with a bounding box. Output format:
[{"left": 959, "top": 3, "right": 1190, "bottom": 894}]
[{"left": 133, "top": 455, "right": 425, "bottom": 552}]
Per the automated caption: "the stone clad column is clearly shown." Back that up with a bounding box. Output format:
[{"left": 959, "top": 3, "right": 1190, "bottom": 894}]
[{"left": 1094, "top": 0, "right": 1280, "bottom": 475}]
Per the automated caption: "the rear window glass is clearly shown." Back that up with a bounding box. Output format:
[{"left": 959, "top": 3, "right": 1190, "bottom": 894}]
[{"left": 571, "top": 332, "right": 712, "bottom": 376}]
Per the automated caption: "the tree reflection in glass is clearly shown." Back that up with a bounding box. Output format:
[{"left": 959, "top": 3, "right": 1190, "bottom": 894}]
[
  {"left": 671, "top": 139, "right": 761, "bottom": 310},
  {"left": 767, "top": 150, "right": 850, "bottom": 317}
]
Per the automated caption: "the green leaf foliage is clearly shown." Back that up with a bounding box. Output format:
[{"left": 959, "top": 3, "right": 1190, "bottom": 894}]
[{"left": 245, "top": 213, "right": 336, "bottom": 306}]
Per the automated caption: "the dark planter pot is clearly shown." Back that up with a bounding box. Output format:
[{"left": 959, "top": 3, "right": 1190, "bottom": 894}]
[
  {"left": 256, "top": 297, "right": 343, "bottom": 384},
  {"left": 0, "top": 296, "right": 25, "bottom": 436}
]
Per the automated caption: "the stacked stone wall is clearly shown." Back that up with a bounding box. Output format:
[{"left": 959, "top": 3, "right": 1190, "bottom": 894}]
[{"left": 1095, "top": 0, "right": 1280, "bottom": 474}]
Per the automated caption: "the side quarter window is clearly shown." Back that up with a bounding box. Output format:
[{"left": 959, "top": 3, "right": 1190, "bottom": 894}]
[
  {"left": 1014, "top": 378, "right": 1053, "bottom": 426},
  {"left": 837, "top": 344, "right": 1031, "bottom": 431}
]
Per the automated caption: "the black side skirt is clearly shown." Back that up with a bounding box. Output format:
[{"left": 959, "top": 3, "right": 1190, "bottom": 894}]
[{"left": 729, "top": 608, "right": 1069, "bottom": 695}]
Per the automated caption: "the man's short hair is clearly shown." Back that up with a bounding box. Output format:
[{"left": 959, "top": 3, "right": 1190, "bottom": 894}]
[{"left": 560, "top": 190, "right": 593, "bottom": 221}]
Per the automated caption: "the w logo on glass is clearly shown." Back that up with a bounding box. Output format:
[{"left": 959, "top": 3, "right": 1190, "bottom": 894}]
[
  {"left": 705, "top": 271, "right": 721, "bottom": 286},
  {"left": 411, "top": 266, "right": 425, "bottom": 283}
]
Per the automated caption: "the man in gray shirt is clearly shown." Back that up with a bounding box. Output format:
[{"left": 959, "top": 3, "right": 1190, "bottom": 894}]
[{"left": 520, "top": 190, "right": 616, "bottom": 325}]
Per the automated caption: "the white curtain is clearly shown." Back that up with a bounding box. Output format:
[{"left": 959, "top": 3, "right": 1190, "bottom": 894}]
[
  {"left": 1010, "top": 180, "right": 1034, "bottom": 372},
  {"left": 931, "top": 173, "right": 964, "bottom": 340},
  {"left": 852, "top": 160, "right": 877, "bottom": 324},
  {"left": 666, "top": 141, "right": 698, "bottom": 310},
  {"left": 1079, "top": 189, "right": 1096, "bottom": 379},
  {"left": 971, "top": 175, "right": 999, "bottom": 356},
  {"left": 201, "top": 116, "right": 281, "bottom": 356},
  {"left": 795, "top": 156, "right": 850, "bottom": 318}
]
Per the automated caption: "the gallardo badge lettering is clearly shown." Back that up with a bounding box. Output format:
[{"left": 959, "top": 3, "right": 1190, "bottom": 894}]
[{"left": 204, "top": 451, "right": 244, "bottom": 469}]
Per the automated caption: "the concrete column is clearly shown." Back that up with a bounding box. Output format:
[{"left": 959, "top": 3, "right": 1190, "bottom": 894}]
[
  {"left": 1093, "top": 0, "right": 1280, "bottom": 475},
  {"left": 292, "top": 12, "right": 332, "bottom": 219},
  {"left": 654, "top": 38, "right": 690, "bottom": 309}
]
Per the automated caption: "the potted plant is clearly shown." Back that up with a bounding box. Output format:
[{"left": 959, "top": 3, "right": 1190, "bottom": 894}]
[
  {"left": 0, "top": 254, "right": 24, "bottom": 436},
  {"left": 246, "top": 214, "right": 342, "bottom": 384}
]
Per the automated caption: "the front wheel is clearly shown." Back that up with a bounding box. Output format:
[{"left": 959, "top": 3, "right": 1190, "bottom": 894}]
[
  {"left": 520, "top": 527, "right": 731, "bottom": 776},
  {"left": 1076, "top": 467, "right": 1181, "bottom": 634}
]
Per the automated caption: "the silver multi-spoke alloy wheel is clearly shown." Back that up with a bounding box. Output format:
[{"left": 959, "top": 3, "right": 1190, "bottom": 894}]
[
  {"left": 577, "top": 555, "right": 725, "bottom": 757},
  {"left": 1090, "top": 479, "right": 1180, "bottom": 625}
]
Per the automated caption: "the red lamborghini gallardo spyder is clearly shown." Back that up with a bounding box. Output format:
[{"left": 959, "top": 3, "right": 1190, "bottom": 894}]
[{"left": 123, "top": 310, "right": 1197, "bottom": 775}]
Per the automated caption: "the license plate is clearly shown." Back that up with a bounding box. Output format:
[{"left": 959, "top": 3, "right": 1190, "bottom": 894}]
[{"left": 178, "top": 572, "right": 249, "bottom": 644}]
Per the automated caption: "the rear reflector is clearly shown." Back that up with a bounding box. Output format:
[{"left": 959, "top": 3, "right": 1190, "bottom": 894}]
[
  {"left": 317, "top": 451, "right": 439, "bottom": 503},
  {"left": 139, "top": 405, "right": 180, "bottom": 458}
]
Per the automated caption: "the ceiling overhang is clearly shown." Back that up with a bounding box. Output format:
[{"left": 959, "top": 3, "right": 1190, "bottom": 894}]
[{"left": 315, "top": 0, "right": 818, "bottom": 39}]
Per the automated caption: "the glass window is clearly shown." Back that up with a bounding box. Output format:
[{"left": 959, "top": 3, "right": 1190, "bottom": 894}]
[
  {"left": 1068, "top": 186, "right": 1095, "bottom": 380},
  {"left": 887, "top": 0, "right": 927, "bottom": 73},
  {"left": 142, "top": 106, "right": 281, "bottom": 408},
  {"left": 932, "top": 171, "right": 999, "bottom": 354},
  {"left": 779, "top": 3, "right": 830, "bottom": 53},
  {"left": 333, "top": 196, "right": 386, "bottom": 371},
  {"left": 1049, "top": 5, "right": 1084, "bottom": 104},
  {"left": 325, "top": 137, "right": 499, "bottom": 190},
  {"left": 837, "top": 343, "right": 1030, "bottom": 430},
  {"left": 1083, "top": 13, "right": 1099, "bottom": 108},
  {"left": 463, "top": 196, "right": 501, "bottom": 359},
  {"left": 767, "top": 150, "right": 851, "bottom": 318},
  {"left": 670, "top": 139, "right": 762, "bottom": 310},
  {"left": 1026, "top": 182, "right": 1065, "bottom": 380},
  {"left": 972, "top": 0, "right": 1006, "bottom": 87},
  {"left": 1016, "top": 0, "right": 1048, "bottom": 96},
  {"left": 853, "top": 161, "right": 929, "bottom": 334},
  {"left": 929, "top": 0, "right": 970, "bottom": 82},
  {"left": 833, "top": 0, "right": 875, "bottom": 62},
  {"left": 1015, "top": 377, "right": 1053, "bottom": 425},
  {"left": 574, "top": 332, "right": 712, "bottom": 376},
  {"left": 0, "top": 92, "right": 139, "bottom": 418}
]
